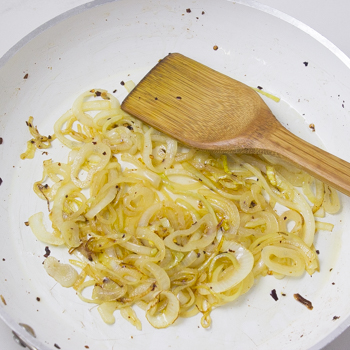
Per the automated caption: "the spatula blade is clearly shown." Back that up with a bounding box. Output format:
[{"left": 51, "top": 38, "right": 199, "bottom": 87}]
[{"left": 121, "top": 53, "right": 263, "bottom": 150}]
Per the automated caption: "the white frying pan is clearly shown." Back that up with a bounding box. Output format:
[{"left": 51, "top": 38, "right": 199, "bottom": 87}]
[{"left": 1, "top": 1, "right": 350, "bottom": 349}]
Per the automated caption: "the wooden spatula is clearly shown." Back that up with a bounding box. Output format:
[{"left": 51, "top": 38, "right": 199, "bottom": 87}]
[{"left": 121, "top": 53, "right": 350, "bottom": 196}]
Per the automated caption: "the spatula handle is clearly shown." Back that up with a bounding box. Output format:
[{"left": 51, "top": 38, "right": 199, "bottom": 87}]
[{"left": 266, "top": 125, "right": 350, "bottom": 196}]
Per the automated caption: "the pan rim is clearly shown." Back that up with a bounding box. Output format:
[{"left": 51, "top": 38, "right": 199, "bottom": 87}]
[{"left": 1, "top": 1, "right": 349, "bottom": 349}]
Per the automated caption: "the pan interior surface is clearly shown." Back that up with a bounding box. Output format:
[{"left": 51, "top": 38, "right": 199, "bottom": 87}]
[{"left": 0, "top": 1, "right": 350, "bottom": 349}]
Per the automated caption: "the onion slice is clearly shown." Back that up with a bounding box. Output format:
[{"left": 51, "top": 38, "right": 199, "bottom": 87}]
[
  {"left": 97, "top": 302, "right": 118, "bottom": 324},
  {"left": 206, "top": 241, "right": 254, "bottom": 293},
  {"left": 120, "top": 307, "right": 142, "bottom": 330},
  {"left": 164, "top": 213, "right": 216, "bottom": 252},
  {"left": 28, "top": 212, "right": 64, "bottom": 246},
  {"left": 261, "top": 245, "right": 305, "bottom": 276},
  {"left": 43, "top": 256, "right": 78, "bottom": 287},
  {"left": 146, "top": 291, "right": 180, "bottom": 328}
]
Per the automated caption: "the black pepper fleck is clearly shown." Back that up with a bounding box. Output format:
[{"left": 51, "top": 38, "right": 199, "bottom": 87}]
[
  {"left": 36, "top": 297, "right": 40, "bottom": 302},
  {"left": 333, "top": 316, "right": 340, "bottom": 321},
  {"left": 120, "top": 81, "right": 125, "bottom": 86},
  {"left": 23, "top": 73, "right": 29, "bottom": 79},
  {"left": 257, "top": 86, "right": 263, "bottom": 90},
  {"left": 54, "top": 344, "right": 61, "bottom": 349},
  {"left": 303, "top": 62, "right": 309, "bottom": 66},
  {"left": 0, "top": 178, "right": 2, "bottom": 186},
  {"left": 186, "top": 8, "right": 191, "bottom": 13},
  {"left": 0, "top": 137, "right": 3, "bottom": 144}
]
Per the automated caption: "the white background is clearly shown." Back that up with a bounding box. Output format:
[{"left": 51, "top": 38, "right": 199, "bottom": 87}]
[{"left": 0, "top": 0, "right": 349, "bottom": 349}]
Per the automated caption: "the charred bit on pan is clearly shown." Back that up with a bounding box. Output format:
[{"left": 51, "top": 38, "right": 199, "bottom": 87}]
[
  {"left": 294, "top": 293, "right": 313, "bottom": 310},
  {"left": 44, "top": 246, "right": 51, "bottom": 258},
  {"left": 270, "top": 289, "right": 278, "bottom": 301}
]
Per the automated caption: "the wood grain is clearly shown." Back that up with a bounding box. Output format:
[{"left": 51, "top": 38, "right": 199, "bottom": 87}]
[{"left": 121, "top": 53, "right": 350, "bottom": 196}]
